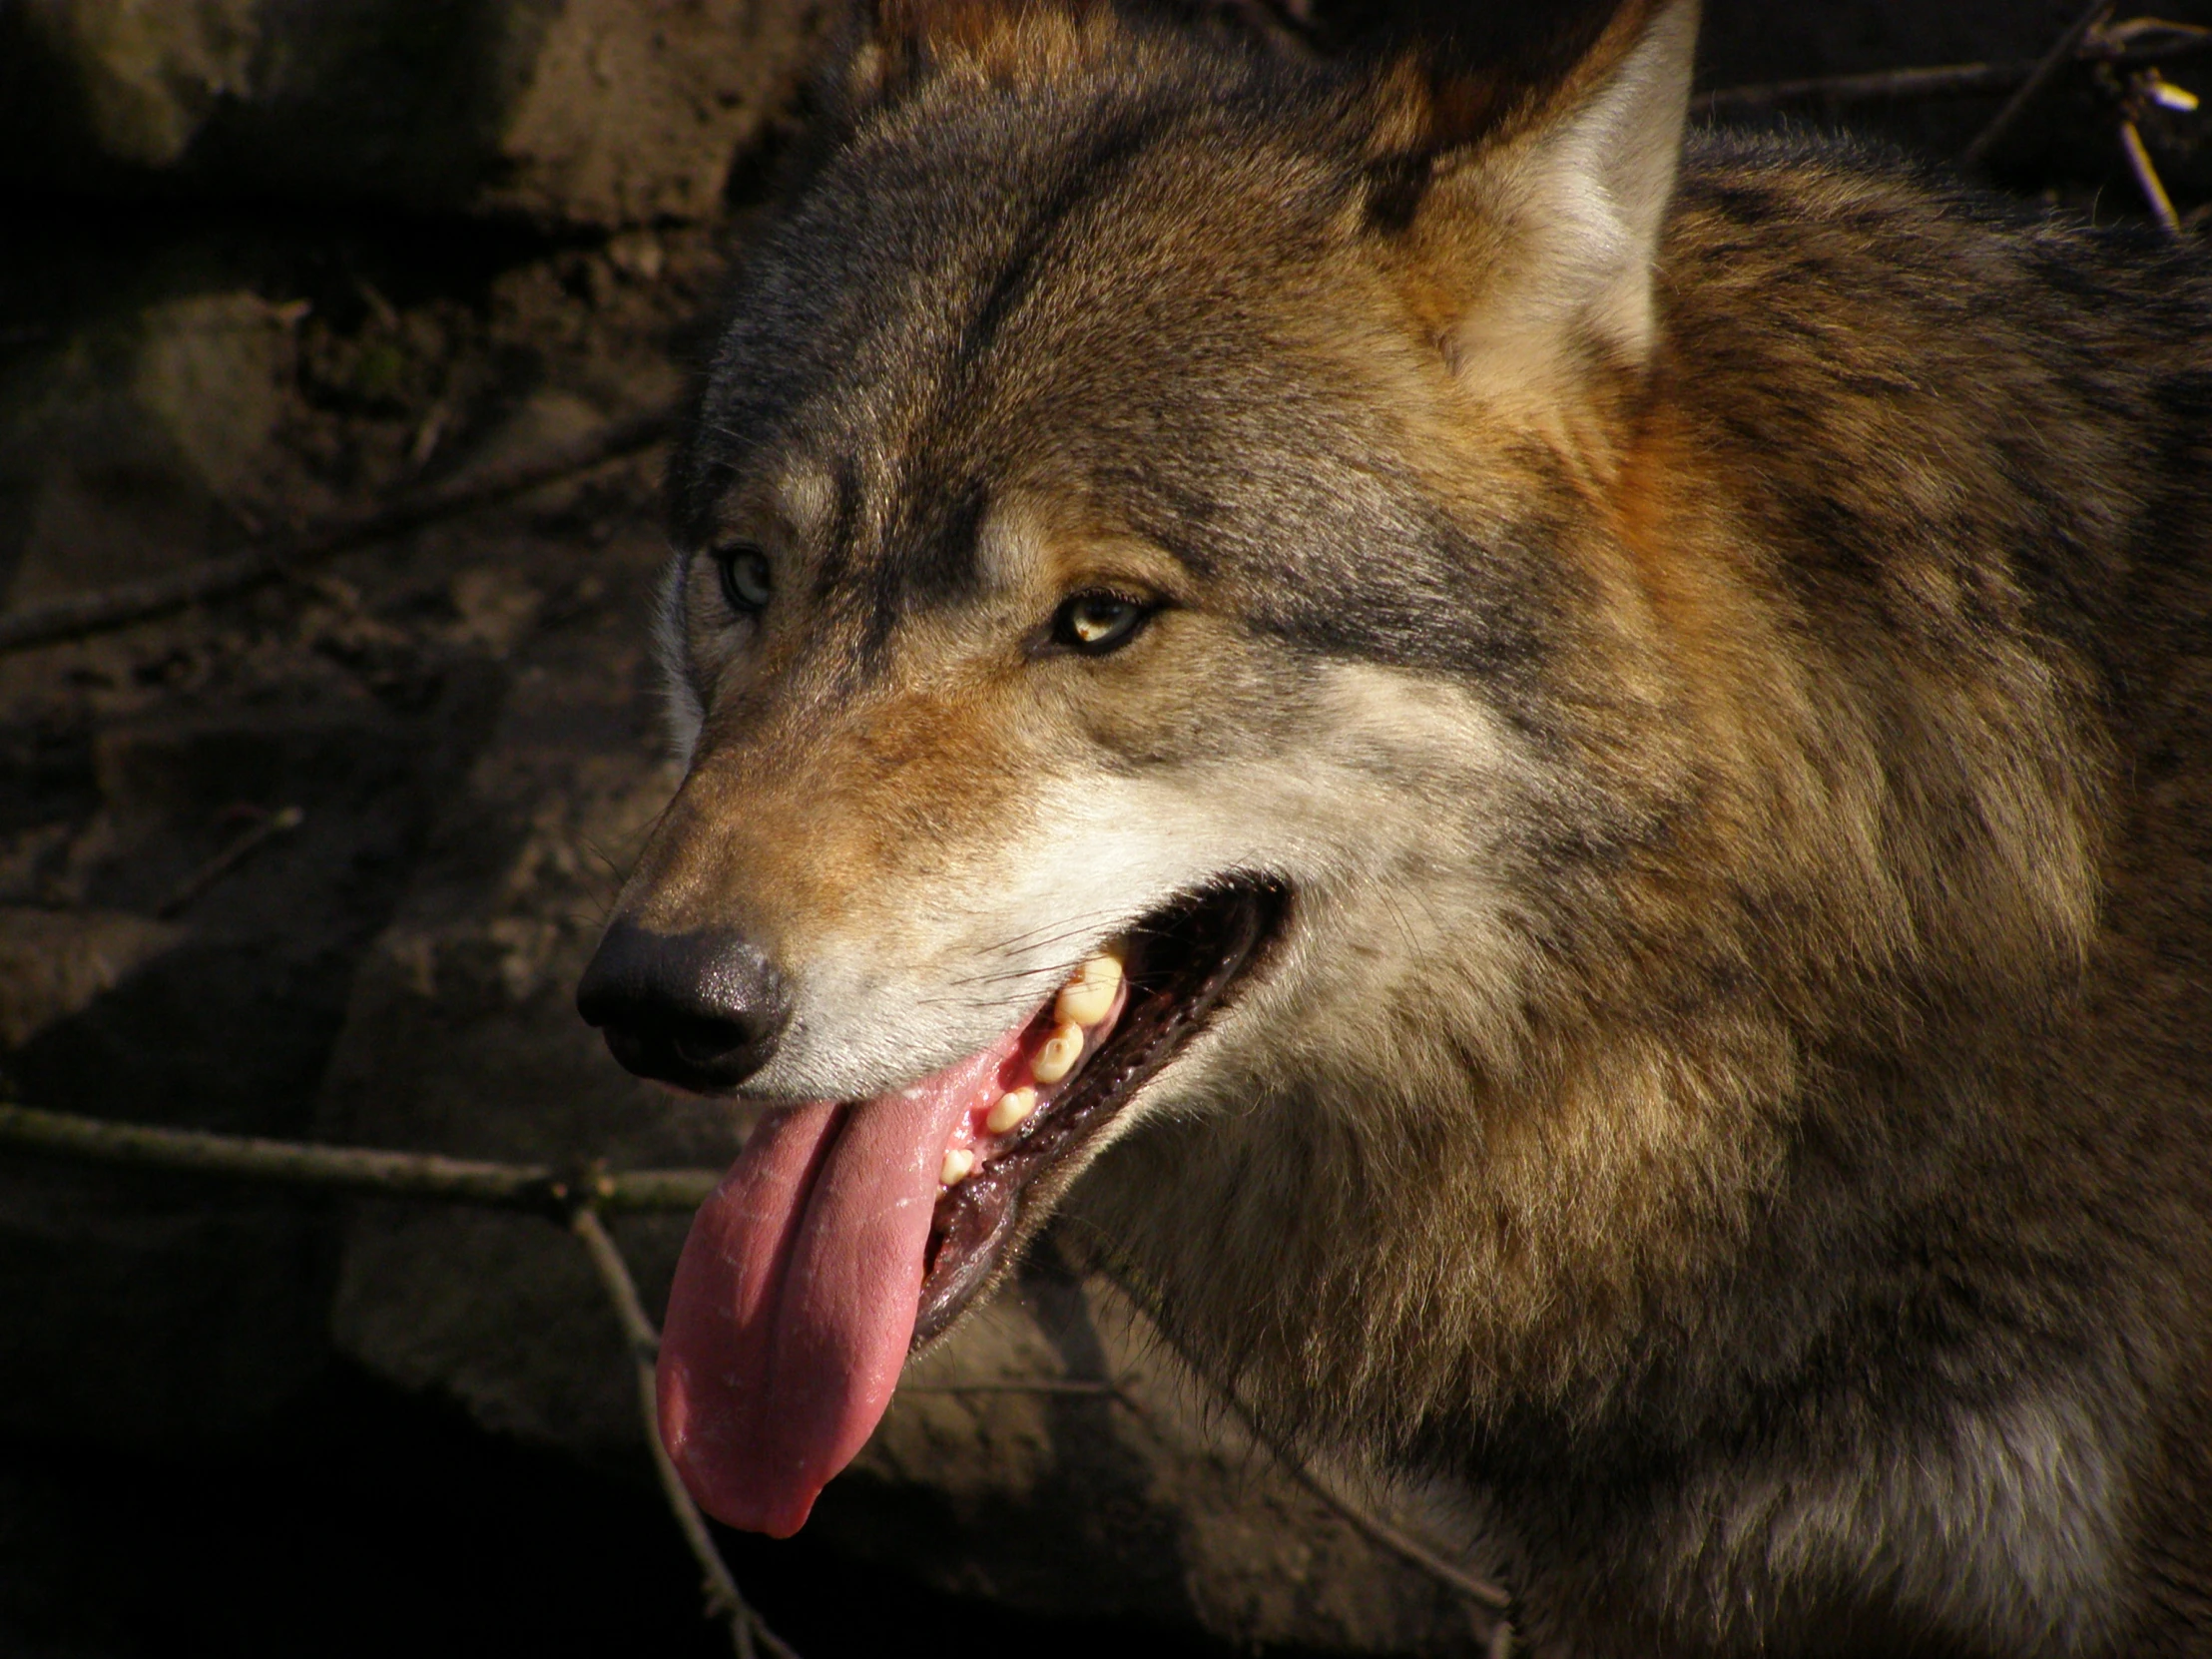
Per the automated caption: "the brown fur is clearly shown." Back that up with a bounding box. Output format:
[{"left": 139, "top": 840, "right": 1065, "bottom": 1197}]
[{"left": 605, "top": 2, "right": 2212, "bottom": 1650}]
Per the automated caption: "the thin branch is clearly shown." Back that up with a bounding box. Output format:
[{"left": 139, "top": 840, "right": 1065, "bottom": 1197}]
[
  {"left": 0, "top": 1103, "right": 720, "bottom": 1215},
  {"left": 0, "top": 403, "right": 676, "bottom": 657},
  {"left": 1963, "top": 0, "right": 2115, "bottom": 168},
  {"left": 571, "top": 1207, "right": 800, "bottom": 1659},
  {"left": 1692, "top": 26, "right": 2212, "bottom": 119},
  {"left": 1138, "top": 1381, "right": 1513, "bottom": 1613},
  {"left": 2095, "top": 18, "right": 2212, "bottom": 55},
  {"left": 1242, "top": 1424, "right": 1513, "bottom": 1614},
  {"left": 899, "top": 1378, "right": 1119, "bottom": 1395},
  {"left": 1695, "top": 60, "right": 2034, "bottom": 117},
  {"left": 2119, "top": 118, "right": 2185, "bottom": 233},
  {"left": 157, "top": 804, "right": 305, "bottom": 918},
  {"left": 906, "top": 1372, "right": 1513, "bottom": 1615}
]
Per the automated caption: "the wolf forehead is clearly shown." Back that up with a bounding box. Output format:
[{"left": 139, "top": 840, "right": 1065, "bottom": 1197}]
[
  {"left": 664, "top": 43, "right": 1573, "bottom": 690},
  {"left": 670, "top": 46, "right": 1345, "bottom": 526}
]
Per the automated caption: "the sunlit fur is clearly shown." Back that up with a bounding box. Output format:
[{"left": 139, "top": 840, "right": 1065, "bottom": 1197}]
[{"left": 608, "top": 0, "right": 2212, "bottom": 1651}]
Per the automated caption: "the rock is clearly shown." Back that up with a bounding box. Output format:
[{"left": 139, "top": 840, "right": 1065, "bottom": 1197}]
[
  {"left": 465, "top": 0, "right": 828, "bottom": 226},
  {"left": 0, "top": 693, "right": 498, "bottom": 1445},
  {"left": 0, "top": 909, "right": 185, "bottom": 1052},
  {"left": 4, "top": 704, "right": 486, "bottom": 1126},
  {"left": 0, "top": 289, "right": 296, "bottom": 608},
  {"left": 0, "top": 0, "right": 830, "bottom": 227},
  {"left": 6, "top": 0, "right": 261, "bottom": 173},
  {"left": 451, "top": 388, "right": 617, "bottom": 520}
]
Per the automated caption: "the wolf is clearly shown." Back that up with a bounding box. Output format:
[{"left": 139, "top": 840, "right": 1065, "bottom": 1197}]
[{"left": 573, "top": 0, "right": 2212, "bottom": 1651}]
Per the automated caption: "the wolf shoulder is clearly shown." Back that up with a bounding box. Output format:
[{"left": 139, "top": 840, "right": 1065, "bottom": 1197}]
[
  {"left": 1663, "top": 131, "right": 2212, "bottom": 440},
  {"left": 1657, "top": 131, "right": 2212, "bottom": 716}
]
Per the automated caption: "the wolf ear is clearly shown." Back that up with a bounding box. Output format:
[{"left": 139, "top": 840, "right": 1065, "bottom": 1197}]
[
  {"left": 1368, "top": 0, "right": 1699, "bottom": 386},
  {"left": 829, "top": 0, "right": 1113, "bottom": 115}
]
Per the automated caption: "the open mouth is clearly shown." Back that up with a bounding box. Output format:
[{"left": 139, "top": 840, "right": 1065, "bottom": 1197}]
[
  {"left": 916, "top": 874, "right": 1290, "bottom": 1345},
  {"left": 653, "top": 874, "right": 1288, "bottom": 1537}
]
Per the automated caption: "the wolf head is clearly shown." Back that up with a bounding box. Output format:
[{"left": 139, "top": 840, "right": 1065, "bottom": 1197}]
[
  {"left": 575, "top": 0, "right": 2106, "bottom": 1542},
  {"left": 633, "top": 4, "right": 1699, "bottom": 1069},
  {"left": 574, "top": 0, "right": 1711, "bottom": 1535}
]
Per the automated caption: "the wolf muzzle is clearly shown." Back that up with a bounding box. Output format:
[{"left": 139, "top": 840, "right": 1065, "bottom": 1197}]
[{"left": 575, "top": 920, "right": 791, "bottom": 1091}]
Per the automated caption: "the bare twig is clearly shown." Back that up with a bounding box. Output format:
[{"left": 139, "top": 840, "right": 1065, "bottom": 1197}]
[
  {"left": 571, "top": 1206, "right": 800, "bottom": 1659},
  {"left": 1695, "top": 61, "right": 2034, "bottom": 117},
  {"left": 1694, "top": 25, "right": 2212, "bottom": 119},
  {"left": 0, "top": 403, "right": 676, "bottom": 657},
  {"left": 905, "top": 1370, "right": 1513, "bottom": 1615},
  {"left": 899, "top": 1378, "right": 1120, "bottom": 1395},
  {"left": 2094, "top": 18, "right": 2212, "bottom": 55},
  {"left": 2118, "top": 67, "right": 2197, "bottom": 236},
  {"left": 1244, "top": 1425, "right": 1513, "bottom": 1614},
  {"left": 2119, "top": 118, "right": 2185, "bottom": 233},
  {"left": 1148, "top": 1382, "right": 1514, "bottom": 1613},
  {"left": 0, "top": 1102, "right": 720, "bottom": 1215},
  {"left": 157, "top": 805, "right": 305, "bottom": 918},
  {"left": 1963, "top": 0, "right": 2115, "bottom": 168}
]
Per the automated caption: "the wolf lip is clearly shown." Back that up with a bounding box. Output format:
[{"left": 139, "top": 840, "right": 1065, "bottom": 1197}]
[
  {"left": 914, "top": 877, "right": 1288, "bottom": 1345},
  {"left": 655, "top": 876, "right": 1287, "bottom": 1536}
]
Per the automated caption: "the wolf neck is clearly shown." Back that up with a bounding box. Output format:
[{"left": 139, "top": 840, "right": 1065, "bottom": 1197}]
[
  {"left": 1065, "top": 1004, "right": 1804, "bottom": 1457},
  {"left": 1062, "top": 147, "right": 2175, "bottom": 1473}
]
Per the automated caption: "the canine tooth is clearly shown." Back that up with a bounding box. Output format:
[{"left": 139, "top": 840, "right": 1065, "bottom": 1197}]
[
  {"left": 1055, "top": 953, "right": 1125, "bottom": 1025},
  {"left": 939, "top": 1148, "right": 975, "bottom": 1186},
  {"left": 987, "top": 1087, "right": 1038, "bottom": 1134},
  {"left": 1031, "top": 1022, "right": 1084, "bottom": 1084}
]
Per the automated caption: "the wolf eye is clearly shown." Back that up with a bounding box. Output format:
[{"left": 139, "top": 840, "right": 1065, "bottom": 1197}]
[
  {"left": 1051, "top": 591, "right": 1151, "bottom": 656},
  {"left": 714, "top": 544, "right": 773, "bottom": 617}
]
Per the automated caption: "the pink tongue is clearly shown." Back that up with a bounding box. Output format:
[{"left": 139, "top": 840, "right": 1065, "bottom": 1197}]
[{"left": 656, "top": 1038, "right": 1018, "bottom": 1536}]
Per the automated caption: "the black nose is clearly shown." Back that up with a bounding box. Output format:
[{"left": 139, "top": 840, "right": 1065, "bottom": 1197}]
[{"left": 575, "top": 920, "right": 792, "bottom": 1092}]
